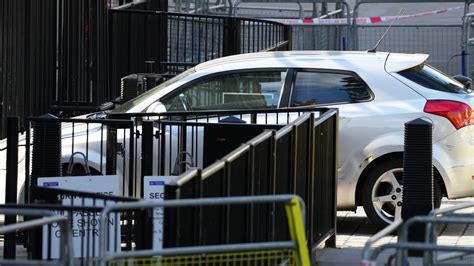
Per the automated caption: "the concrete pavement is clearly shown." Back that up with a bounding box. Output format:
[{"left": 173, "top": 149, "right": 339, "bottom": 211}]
[{"left": 315, "top": 197, "right": 474, "bottom": 265}]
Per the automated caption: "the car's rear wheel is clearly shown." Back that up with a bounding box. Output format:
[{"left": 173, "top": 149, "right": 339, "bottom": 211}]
[{"left": 361, "top": 158, "right": 442, "bottom": 229}]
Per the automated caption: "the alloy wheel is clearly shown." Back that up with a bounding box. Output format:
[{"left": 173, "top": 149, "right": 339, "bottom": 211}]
[{"left": 371, "top": 168, "right": 403, "bottom": 224}]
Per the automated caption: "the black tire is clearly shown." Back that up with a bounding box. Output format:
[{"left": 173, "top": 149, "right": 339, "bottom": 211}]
[{"left": 361, "top": 158, "right": 442, "bottom": 229}]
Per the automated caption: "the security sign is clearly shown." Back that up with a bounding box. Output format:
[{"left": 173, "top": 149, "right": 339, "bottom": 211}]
[
  {"left": 144, "top": 176, "right": 172, "bottom": 250},
  {"left": 38, "top": 175, "right": 120, "bottom": 259}
]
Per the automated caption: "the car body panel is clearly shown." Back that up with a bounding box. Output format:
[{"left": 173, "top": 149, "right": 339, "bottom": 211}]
[{"left": 384, "top": 53, "right": 429, "bottom": 73}]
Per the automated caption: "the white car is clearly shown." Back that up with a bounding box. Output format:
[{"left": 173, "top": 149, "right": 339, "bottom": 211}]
[{"left": 3, "top": 51, "right": 474, "bottom": 228}]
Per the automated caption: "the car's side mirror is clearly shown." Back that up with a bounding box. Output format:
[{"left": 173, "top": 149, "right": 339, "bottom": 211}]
[{"left": 452, "top": 74, "right": 472, "bottom": 92}]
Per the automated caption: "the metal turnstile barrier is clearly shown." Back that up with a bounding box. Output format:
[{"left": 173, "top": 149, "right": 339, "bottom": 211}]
[
  {"left": 0, "top": 208, "right": 74, "bottom": 266},
  {"left": 99, "top": 195, "right": 311, "bottom": 266},
  {"left": 362, "top": 202, "right": 474, "bottom": 266}
]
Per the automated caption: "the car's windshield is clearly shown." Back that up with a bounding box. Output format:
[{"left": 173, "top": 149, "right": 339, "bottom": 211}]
[
  {"left": 398, "top": 64, "right": 467, "bottom": 94},
  {"left": 113, "top": 68, "right": 196, "bottom": 113}
]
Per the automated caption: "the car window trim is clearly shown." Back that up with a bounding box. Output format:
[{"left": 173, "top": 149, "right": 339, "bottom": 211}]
[
  {"left": 279, "top": 69, "right": 295, "bottom": 108},
  {"left": 160, "top": 68, "right": 290, "bottom": 109},
  {"left": 287, "top": 68, "right": 375, "bottom": 107}
]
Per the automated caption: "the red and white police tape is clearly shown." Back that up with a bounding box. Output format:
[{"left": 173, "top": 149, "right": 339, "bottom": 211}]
[{"left": 268, "top": 5, "right": 464, "bottom": 25}]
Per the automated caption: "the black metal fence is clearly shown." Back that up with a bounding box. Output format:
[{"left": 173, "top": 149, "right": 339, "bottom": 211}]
[
  {"left": 24, "top": 116, "right": 136, "bottom": 202},
  {"left": 1, "top": 0, "right": 290, "bottom": 140},
  {"left": 109, "top": 109, "right": 314, "bottom": 200},
  {"left": 109, "top": 107, "right": 338, "bottom": 249},
  {"left": 5, "top": 107, "right": 337, "bottom": 259},
  {"left": 0, "top": 0, "right": 111, "bottom": 139},
  {"left": 53, "top": 0, "right": 110, "bottom": 113},
  {"left": 109, "top": 9, "right": 291, "bottom": 98},
  {"left": 0, "top": 0, "right": 56, "bottom": 138}
]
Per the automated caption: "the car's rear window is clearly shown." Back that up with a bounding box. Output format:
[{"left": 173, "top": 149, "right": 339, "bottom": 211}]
[{"left": 398, "top": 64, "right": 467, "bottom": 94}]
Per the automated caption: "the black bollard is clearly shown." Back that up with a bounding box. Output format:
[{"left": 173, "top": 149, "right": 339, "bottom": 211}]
[
  {"left": 29, "top": 114, "right": 61, "bottom": 260},
  {"left": 402, "top": 118, "right": 434, "bottom": 257},
  {"left": 120, "top": 74, "right": 139, "bottom": 102},
  {"left": 31, "top": 114, "right": 62, "bottom": 184}
]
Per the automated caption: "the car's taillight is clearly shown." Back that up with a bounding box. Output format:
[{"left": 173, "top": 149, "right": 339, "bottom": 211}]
[{"left": 424, "top": 100, "right": 474, "bottom": 129}]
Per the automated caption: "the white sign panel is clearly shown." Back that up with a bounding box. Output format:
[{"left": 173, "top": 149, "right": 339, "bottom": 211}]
[
  {"left": 144, "top": 176, "right": 171, "bottom": 250},
  {"left": 38, "top": 175, "right": 120, "bottom": 259}
]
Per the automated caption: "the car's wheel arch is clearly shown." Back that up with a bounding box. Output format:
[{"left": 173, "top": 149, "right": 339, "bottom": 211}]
[{"left": 355, "top": 152, "right": 447, "bottom": 206}]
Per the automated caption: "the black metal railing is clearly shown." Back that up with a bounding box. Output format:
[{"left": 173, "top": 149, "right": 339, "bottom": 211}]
[
  {"left": 6, "top": 107, "right": 337, "bottom": 259},
  {"left": 0, "top": 0, "right": 161, "bottom": 139},
  {"left": 109, "top": 9, "right": 291, "bottom": 98},
  {"left": 0, "top": 0, "right": 56, "bottom": 139},
  {"left": 24, "top": 116, "right": 136, "bottom": 203},
  {"left": 0, "top": 1, "right": 291, "bottom": 140},
  {"left": 109, "top": 108, "right": 322, "bottom": 194},
  {"left": 111, "top": 107, "right": 337, "bottom": 249}
]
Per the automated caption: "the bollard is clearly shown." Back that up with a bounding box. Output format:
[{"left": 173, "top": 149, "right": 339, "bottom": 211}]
[
  {"left": 30, "top": 114, "right": 61, "bottom": 259},
  {"left": 120, "top": 74, "right": 139, "bottom": 102},
  {"left": 5, "top": 117, "right": 19, "bottom": 259},
  {"left": 31, "top": 114, "right": 62, "bottom": 184},
  {"left": 402, "top": 118, "right": 434, "bottom": 257}
]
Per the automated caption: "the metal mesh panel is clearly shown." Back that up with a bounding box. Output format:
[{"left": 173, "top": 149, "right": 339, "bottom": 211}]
[
  {"left": 358, "top": 25, "right": 462, "bottom": 75},
  {"left": 291, "top": 25, "right": 352, "bottom": 51},
  {"left": 469, "top": 21, "right": 474, "bottom": 77},
  {"left": 108, "top": 249, "right": 298, "bottom": 265}
]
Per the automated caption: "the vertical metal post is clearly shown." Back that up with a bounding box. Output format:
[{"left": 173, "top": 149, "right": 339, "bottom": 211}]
[
  {"left": 106, "top": 125, "right": 117, "bottom": 176},
  {"left": 462, "top": 50, "right": 467, "bottom": 77},
  {"left": 141, "top": 121, "right": 154, "bottom": 195},
  {"left": 327, "top": 111, "right": 338, "bottom": 248},
  {"left": 306, "top": 114, "right": 315, "bottom": 247},
  {"left": 352, "top": 1, "right": 361, "bottom": 51},
  {"left": 402, "top": 118, "right": 434, "bottom": 257},
  {"left": 4, "top": 117, "right": 19, "bottom": 259},
  {"left": 283, "top": 24, "right": 292, "bottom": 51},
  {"left": 223, "top": 17, "right": 241, "bottom": 56},
  {"left": 134, "top": 121, "right": 154, "bottom": 250}
]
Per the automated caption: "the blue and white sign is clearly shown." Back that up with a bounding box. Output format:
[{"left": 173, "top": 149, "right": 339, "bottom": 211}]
[
  {"left": 38, "top": 175, "right": 120, "bottom": 259},
  {"left": 144, "top": 176, "right": 172, "bottom": 250}
]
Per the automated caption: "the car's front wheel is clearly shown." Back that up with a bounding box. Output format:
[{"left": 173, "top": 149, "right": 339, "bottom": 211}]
[{"left": 361, "top": 158, "right": 442, "bottom": 229}]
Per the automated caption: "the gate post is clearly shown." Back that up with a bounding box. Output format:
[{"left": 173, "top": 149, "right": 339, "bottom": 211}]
[
  {"left": 136, "top": 121, "right": 154, "bottom": 249},
  {"left": 4, "top": 117, "right": 19, "bottom": 259},
  {"left": 223, "top": 17, "right": 241, "bottom": 56},
  {"left": 106, "top": 125, "right": 117, "bottom": 176}
]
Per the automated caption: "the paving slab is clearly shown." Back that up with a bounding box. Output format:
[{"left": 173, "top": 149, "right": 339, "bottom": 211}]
[{"left": 315, "top": 198, "right": 474, "bottom": 265}]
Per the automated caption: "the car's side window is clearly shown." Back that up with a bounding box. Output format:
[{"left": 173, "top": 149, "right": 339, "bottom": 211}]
[
  {"left": 290, "top": 71, "right": 371, "bottom": 107},
  {"left": 163, "top": 71, "right": 287, "bottom": 111}
]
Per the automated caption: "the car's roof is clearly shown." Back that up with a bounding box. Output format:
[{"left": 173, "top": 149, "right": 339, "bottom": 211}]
[{"left": 195, "top": 51, "right": 429, "bottom": 73}]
